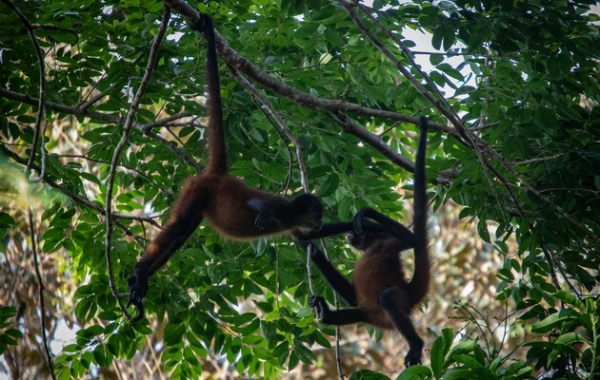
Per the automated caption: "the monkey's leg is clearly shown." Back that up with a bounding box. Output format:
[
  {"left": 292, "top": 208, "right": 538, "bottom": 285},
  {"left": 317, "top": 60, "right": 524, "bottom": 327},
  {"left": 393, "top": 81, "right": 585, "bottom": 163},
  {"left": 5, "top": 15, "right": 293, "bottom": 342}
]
[
  {"left": 305, "top": 243, "right": 357, "bottom": 306},
  {"left": 310, "top": 296, "right": 369, "bottom": 325},
  {"left": 354, "top": 207, "right": 417, "bottom": 248},
  {"left": 128, "top": 177, "right": 208, "bottom": 321},
  {"left": 378, "top": 287, "right": 424, "bottom": 367}
]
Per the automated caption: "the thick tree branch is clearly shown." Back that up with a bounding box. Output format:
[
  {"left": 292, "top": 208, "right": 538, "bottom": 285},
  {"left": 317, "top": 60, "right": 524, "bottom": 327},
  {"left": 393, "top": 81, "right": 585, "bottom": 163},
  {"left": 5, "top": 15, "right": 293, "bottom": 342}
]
[{"left": 161, "top": 0, "right": 455, "bottom": 134}]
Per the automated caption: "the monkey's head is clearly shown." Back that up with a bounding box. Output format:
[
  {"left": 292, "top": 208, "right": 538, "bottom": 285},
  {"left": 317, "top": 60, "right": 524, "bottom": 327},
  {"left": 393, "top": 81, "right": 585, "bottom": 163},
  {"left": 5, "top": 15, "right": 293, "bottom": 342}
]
[
  {"left": 346, "top": 220, "right": 413, "bottom": 252},
  {"left": 292, "top": 193, "right": 323, "bottom": 230},
  {"left": 346, "top": 230, "right": 387, "bottom": 251}
]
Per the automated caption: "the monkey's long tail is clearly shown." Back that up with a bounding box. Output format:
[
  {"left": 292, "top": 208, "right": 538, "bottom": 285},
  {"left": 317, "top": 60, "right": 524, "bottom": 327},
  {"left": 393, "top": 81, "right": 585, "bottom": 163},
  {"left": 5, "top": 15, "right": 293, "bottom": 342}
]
[
  {"left": 200, "top": 14, "right": 228, "bottom": 175},
  {"left": 408, "top": 116, "right": 431, "bottom": 306}
]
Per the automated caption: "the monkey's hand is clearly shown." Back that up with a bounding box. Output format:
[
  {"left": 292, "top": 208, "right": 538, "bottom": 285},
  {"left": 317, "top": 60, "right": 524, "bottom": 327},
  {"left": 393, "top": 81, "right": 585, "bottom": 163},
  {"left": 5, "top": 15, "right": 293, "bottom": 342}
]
[
  {"left": 353, "top": 207, "right": 375, "bottom": 235},
  {"left": 127, "top": 266, "right": 149, "bottom": 322},
  {"left": 404, "top": 339, "right": 424, "bottom": 367},
  {"left": 247, "top": 198, "right": 276, "bottom": 230},
  {"left": 296, "top": 239, "right": 312, "bottom": 251},
  {"left": 309, "top": 295, "right": 330, "bottom": 320},
  {"left": 254, "top": 208, "right": 275, "bottom": 230}
]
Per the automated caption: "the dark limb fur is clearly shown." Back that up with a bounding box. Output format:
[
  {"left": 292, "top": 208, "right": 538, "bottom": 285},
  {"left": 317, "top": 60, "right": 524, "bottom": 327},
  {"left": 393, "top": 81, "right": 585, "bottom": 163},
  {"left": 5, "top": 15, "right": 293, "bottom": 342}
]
[
  {"left": 126, "top": 14, "right": 322, "bottom": 322},
  {"left": 354, "top": 207, "right": 417, "bottom": 249},
  {"left": 303, "top": 242, "right": 357, "bottom": 306},
  {"left": 378, "top": 288, "right": 424, "bottom": 366},
  {"left": 295, "top": 219, "right": 386, "bottom": 241},
  {"left": 309, "top": 296, "right": 369, "bottom": 325}
]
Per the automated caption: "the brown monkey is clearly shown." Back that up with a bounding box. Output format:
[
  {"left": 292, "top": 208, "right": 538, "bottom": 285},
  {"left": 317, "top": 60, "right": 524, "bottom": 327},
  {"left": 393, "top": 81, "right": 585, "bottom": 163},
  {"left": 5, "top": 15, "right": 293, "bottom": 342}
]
[
  {"left": 127, "top": 14, "right": 322, "bottom": 321},
  {"left": 304, "top": 117, "right": 430, "bottom": 366}
]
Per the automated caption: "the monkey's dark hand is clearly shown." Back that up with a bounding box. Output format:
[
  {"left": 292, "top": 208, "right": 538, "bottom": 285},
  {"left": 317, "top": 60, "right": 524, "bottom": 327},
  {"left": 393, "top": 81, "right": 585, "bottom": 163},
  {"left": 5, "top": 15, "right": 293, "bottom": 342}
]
[
  {"left": 404, "top": 339, "right": 424, "bottom": 367},
  {"left": 309, "top": 295, "right": 330, "bottom": 320},
  {"left": 254, "top": 208, "right": 275, "bottom": 230},
  {"left": 247, "top": 198, "right": 275, "bottom": 230},
  {"left": 296, "top": 239, "right": 312, "bottom": 251},
  {"left": 127, "top": 267, "right": 149, "bottom": 322},
  {"left": 353, "top": 207, "right": 374, "bottom": 235}
]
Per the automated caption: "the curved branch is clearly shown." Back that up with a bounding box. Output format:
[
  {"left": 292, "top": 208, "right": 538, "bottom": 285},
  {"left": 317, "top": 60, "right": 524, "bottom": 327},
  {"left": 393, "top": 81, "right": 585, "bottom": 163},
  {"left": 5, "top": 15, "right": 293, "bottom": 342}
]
[
  {"left": 104, "top": 5, "right": 171, "bottom": 319},
  {"left": 0, "top": 87, "right": 201, "bottom": 172},
  {"left": 0, "top": 146, "right": 159, "bottom": 236},
  {"left": 2, "top": 0, "right": 48, "bottom": 180}
]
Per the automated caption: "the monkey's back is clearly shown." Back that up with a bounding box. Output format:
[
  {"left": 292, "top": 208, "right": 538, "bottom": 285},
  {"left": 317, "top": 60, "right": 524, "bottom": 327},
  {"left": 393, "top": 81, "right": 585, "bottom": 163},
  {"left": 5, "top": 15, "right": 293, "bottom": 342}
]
[
  {"left": 191, "top": 174, "right": 295, "bottom": 240},
  {"left": 353, "top": 239, "right": 408, "bottom": 329}
]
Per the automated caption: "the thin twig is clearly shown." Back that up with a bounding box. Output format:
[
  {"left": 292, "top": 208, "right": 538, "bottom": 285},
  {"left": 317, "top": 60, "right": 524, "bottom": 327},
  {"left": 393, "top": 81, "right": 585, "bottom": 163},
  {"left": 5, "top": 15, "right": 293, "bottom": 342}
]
[
  {"left": 356, "top": 2, "right": 455, "bottom": 120},
  {"left": 2, "top": 0, "right": 48, "bottom": 181},
  {"left": 104, "top": 5, "right": 171, "bottom": 319},
  {"left": 541, "top": 242, "right": 581, "bottom": 299},
  {"left": 228, "top": 67, "right": 309, "bottom": 190},
  {"left": 28, "top": 211, "right": 57, "bottom": 380}
]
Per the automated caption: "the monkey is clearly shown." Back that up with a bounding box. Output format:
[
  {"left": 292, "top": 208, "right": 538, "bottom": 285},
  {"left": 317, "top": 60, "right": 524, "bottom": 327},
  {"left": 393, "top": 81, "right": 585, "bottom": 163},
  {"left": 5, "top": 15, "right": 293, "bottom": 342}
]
[
  {"left": 126, "top": 14, "right": 322, "bottom": 322},
  {"left": 303, "top": 116, "right": 430, "bottom": 367}
]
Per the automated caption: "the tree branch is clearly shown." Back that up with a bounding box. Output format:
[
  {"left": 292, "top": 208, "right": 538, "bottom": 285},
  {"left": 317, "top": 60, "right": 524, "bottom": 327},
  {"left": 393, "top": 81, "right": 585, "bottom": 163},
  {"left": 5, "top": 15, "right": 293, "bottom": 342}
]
[
  {"left": 0, "top": 87, "right": 202, "bottom": 172},
  {"left": 104, "top": 5, "right": 171, "bottom": 319},
  {"left": 27, "top": 211, "right": 57, "bottom": 380},
  {"left": 161, "top": 0, "right": 455, "bottom": 134},
  {"left": 2, "top": 0, "right": 48, "bottom": 181},
  {"left": 0, "top": 146, "right": 157, "bottom": 240}
]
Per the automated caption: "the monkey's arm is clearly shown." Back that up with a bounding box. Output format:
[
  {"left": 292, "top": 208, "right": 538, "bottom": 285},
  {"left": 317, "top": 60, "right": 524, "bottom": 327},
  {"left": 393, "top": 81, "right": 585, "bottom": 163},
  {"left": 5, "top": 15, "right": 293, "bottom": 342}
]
[
  {"left": 310, "top": 296, "right": 369, "bottom": 325},
  {"left": 303, "top": 242, "right": 358, "bottom": 306},
  {"left": 354, "top": 207, "right": 417, "bottom": 247},
  {"left": 295, "top": 219, "right": 386, "bottom": 241}
]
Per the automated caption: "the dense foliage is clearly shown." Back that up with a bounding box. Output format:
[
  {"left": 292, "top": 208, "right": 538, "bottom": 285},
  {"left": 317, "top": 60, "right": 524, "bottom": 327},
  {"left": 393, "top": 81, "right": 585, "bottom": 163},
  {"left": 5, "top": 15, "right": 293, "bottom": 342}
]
[{"left": 1, "top": 0, "right": 599, "bottom": 378}]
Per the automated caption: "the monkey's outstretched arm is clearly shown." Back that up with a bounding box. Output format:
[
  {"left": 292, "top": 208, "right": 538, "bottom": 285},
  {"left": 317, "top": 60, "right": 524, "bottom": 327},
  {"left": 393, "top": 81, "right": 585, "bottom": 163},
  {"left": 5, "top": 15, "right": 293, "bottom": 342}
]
[
  {"left": 295, "top": 219, "right": 386, "bottom": 241},
  {"left": 303, "top": 242, "right": 358, "bottom": 306},
  {"left": 354, "top": 207, "right": 417, "bottom": 247}
]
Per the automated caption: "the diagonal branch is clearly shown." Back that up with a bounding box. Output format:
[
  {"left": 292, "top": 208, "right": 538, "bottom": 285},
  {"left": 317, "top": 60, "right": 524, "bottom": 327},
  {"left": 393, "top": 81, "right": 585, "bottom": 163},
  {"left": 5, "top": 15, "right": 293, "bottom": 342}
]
[
  {"left": 161, "top": 0, "right": 455, "bottom": 134},
  {"left": 0, "top": 146, "right": 158, "bottom": 243}
]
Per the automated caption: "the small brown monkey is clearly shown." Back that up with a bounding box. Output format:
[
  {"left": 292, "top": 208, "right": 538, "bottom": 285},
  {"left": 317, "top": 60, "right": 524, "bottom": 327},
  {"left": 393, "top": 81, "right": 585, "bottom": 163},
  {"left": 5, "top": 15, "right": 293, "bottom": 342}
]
[{"left": 304, "top": 117, "right": 430, "bottom": 366}]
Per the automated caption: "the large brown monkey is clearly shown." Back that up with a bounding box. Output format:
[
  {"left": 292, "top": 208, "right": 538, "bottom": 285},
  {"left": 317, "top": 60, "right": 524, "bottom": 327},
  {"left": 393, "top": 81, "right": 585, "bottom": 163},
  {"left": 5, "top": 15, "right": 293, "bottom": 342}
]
[
  {"left": 127, "top": 14, "right": 322, "bottom": 321},
  {"left": 304, "top": 117, "right": 430, "bottom": 366}
]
